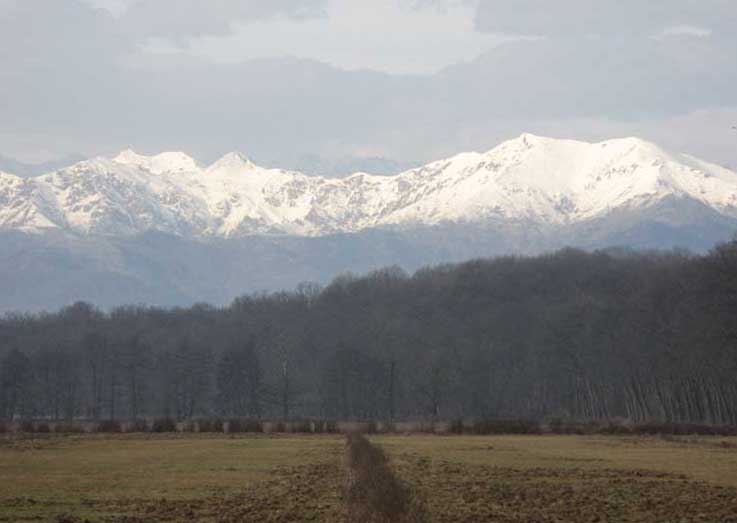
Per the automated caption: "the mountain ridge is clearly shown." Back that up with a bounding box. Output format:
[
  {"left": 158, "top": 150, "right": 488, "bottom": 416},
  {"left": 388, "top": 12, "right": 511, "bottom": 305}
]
[{"left": 2, "top": 134, "right": 737, "bottom": 240}]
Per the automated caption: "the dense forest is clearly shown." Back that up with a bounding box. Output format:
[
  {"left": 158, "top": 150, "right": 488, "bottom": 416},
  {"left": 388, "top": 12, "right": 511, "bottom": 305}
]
[{"left": 1, "top": 241, "right": 737, "bottom": 425}]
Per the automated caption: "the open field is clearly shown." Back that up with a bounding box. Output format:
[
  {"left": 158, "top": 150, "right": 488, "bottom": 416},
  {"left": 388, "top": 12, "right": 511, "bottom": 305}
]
[
  {"left": 2, "top": 433, "right": 737, "bottom": 522},
  {"left": 0, "top": 434, "right": 344, "bottom": 522},
  {"left": 381, "top": 435, "right": 737, "bottom": 522}
]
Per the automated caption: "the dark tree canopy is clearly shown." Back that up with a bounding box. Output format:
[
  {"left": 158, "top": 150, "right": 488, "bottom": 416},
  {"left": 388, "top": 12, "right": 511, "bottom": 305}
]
[{"left": 1, "top": 242, "right": 737, "bottom": 424}]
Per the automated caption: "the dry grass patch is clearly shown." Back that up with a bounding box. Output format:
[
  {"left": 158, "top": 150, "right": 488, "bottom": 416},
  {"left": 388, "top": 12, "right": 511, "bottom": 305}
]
[
  {"left": 377, "top": 435, "right": 737, "bottom": 522},
  {"left": 0, "top": 433, "right": 343, "bottom": 522},
  {"left": 378, "top": 434, "right": 737, "bottom": 487}
]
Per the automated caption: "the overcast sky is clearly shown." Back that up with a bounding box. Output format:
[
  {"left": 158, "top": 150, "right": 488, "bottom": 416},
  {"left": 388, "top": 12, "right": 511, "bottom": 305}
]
[{"left": 1, "top": 0, "right": 736, "bottom": 171}]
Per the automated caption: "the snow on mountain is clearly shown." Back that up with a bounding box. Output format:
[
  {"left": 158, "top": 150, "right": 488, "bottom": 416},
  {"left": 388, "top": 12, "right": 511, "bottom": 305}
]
[
  {"left": 0, "top": 170, "right": 62, "bottom": 231},
  {"left": 113, "top": 149, "right": 200, "bottom": 175},
  {"left": 1, "top": 134, "right": 736, "bottom": 238}
]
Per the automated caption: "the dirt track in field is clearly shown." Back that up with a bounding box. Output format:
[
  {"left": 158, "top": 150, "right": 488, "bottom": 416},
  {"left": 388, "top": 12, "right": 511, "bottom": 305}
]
[{"left": 5, "top": 434, "right": 737, "bottom": 523}]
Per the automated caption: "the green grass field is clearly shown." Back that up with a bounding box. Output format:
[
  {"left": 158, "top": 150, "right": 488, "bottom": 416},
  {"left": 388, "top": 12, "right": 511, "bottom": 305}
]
[{"left": 1, "top": 433, "right": 736, "bottom": 522}]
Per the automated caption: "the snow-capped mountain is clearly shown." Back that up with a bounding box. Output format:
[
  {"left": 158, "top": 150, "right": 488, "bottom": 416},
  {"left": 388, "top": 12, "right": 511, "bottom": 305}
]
[
  {"left": 3, "top": 134, "right": 737, "bottom": 239},
  {"left": 2, "top": 134, "right": 737, "bottom": 312}
]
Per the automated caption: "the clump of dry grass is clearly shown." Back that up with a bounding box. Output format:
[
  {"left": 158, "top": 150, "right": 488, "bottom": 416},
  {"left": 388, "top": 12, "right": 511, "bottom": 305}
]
[{"left": 343, "top": 433, "right": 428, "bottom": 523}]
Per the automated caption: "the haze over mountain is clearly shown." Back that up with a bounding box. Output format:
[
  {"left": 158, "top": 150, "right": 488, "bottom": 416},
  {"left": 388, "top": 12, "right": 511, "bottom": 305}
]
[
  {"left": 0, "top": 153, "right": 87, "bottom": 179},
  {"left": 1, "top": 134, "right": 736, "bottom": 312}
]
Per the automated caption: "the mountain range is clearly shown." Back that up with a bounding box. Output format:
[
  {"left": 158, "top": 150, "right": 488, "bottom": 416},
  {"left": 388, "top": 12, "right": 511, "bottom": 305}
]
[{"left": 1, "top": 134, "right": 736, "bottom": 312}]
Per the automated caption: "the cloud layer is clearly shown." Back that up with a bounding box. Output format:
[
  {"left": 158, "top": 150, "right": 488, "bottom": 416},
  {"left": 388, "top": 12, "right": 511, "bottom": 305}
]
[
  {"left": 473, "top": 0, "right": 736, "bottom": 36},
  {"left": 1, "top": 0, "right": 736, "bottom": 171},
  {"left": 118, "top": 0, "right": 327, "bottom": 40}
]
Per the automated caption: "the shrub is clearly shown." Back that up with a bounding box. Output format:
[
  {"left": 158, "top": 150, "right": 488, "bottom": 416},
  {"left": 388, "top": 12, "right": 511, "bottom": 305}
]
[
  {"left": 36, "top": 422, "right": 51, "bottom": 434},
  {"left": 291, "top": 420, "right": 312, "bottom": 433},
  {"left": 128, "top": 419, "right": 149, "bottom": 433},
  {"left": 152, "top": 418, "right": 177, "bottom": 433},
  {"left": 97, "top": 420, "right": 122, "bottom": 433},
  {"left": 53, "top": 422, "right": 84, "bottom": 434},
  {"left": 547, "top": 418, "right": 588, "bottom": 434},
  {"left": 632, "top": 422, "right": 737, "bottom": 436},
  {"left": 244, "top": 419, "right": 263, "bottom": 433},
  {"left": 227, "top": 418, "right": 262, "bottom": 433},
  {"left": 471, "top": 419, "right": 541, "bottom": 434},
  {"left": 596, "top": 421, "right": 632, "bottom": 435},
  {"left": 273, "top": 421, "right": 286, "bottom": 433},
  {"left": 550, "top": 419, "right": 574, "bottom": 434},
  {"left": 20, "top": 420, "right": 35, "bottom": 433},
  {"left": 179, "top": 420, "right": 196, "bottom": 433},
  {"left": 198, "top": 418, "right": 224, "bottom": 433},
  {"left": 449, "top": 419, "right": 464, "bottom": 434},
  {"left": 471, "top": 418, "right": 541, "bottom": 435}
]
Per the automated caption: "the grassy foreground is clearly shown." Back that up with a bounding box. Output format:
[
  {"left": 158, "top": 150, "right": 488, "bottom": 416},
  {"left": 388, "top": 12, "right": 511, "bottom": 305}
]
[
  {"left": 0, "top": 434, "right": 344, "bottom": 522},
  {"left": 1, "top": 433, "right": 737, "bottom": 522},
  {"left": 380, "top": 435, "right": 737, "bottom": 522}
]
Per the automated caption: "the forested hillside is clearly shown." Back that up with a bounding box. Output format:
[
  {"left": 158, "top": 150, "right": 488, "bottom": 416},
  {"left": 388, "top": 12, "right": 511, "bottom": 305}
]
[{"left": 1, "top": 242, "right": 737, "bottom": 425}]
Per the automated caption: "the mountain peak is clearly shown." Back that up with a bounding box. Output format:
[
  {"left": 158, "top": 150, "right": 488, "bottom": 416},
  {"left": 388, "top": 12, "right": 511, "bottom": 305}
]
[
  {"left": 2, "top": 136, "right": 737, "bottom": 239},
  {"left": 113, "top": 148, "right": 146, "bottom": 164},
  {"left": 113, "top": 149, "right": 198, "bottom": 174},
  {"left": 206, "top": 152, "right": 256, "bottom": 174},
  {"left": 489, "top": 133, "right": 562, "bottom": 154},
  {"left": 518, "top": 132, "right": 543, "bottom": 142}
]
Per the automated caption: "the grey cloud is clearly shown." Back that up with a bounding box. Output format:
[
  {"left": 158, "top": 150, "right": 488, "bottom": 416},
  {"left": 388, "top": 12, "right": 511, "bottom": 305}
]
[
  {"left": 119, "top": 0, "right": 327, "bottom": 40},
  {"left": 473, "top": 0, "right": 737, "bottom": 36},
  {"left": 0, "top": 0, "right": 134, "bottom": 134},
  {"left": 1, "top": 0, "right": 736, "bottom": 171},
  {"left": 435, "top": 34, "right": 737, "bottom": 120},
  {"left": 1, "top": 0, "right": 128, "bottom": 63}
]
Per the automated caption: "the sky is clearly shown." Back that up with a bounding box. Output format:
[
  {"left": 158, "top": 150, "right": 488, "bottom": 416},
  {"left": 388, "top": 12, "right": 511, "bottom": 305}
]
[{"left": 1, "top": 0, "right": 736, "bottom": 172}]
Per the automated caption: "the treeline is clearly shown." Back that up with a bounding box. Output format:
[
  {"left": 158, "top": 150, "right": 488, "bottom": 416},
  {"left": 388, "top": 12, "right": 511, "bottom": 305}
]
[{"left": 1, "top": 242, "right": 737, "bottom": 425}]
